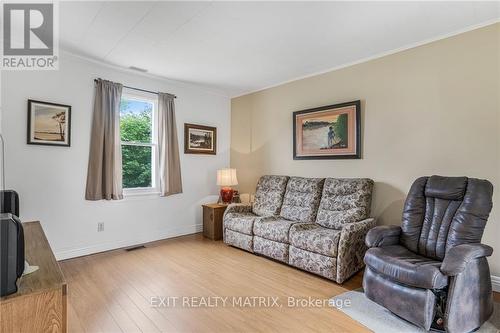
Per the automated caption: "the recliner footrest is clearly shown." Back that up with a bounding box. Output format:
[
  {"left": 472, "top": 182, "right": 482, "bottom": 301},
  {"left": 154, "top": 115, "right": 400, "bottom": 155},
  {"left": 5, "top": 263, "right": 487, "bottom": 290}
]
[
  {"left": 253, "top": 236, "right": 288, "bottom": 262},
  {"left": 363, "top": 267, "right": 437, "bottom": 330},
  {"left": 225, "top": 229, "right": 253, "bottom": 252}
]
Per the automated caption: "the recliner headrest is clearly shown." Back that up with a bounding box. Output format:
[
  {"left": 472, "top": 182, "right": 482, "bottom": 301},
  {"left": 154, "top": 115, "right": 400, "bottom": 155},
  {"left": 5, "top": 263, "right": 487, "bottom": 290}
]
[{"left": 424, "top": 175, "right": 468, "bottom": 200}]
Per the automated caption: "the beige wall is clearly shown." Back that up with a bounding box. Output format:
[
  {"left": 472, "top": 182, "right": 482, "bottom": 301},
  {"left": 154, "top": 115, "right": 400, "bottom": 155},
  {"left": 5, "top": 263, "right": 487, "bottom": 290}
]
[{"left": 231, "top": 23, "right": 500, "bottom": 276}]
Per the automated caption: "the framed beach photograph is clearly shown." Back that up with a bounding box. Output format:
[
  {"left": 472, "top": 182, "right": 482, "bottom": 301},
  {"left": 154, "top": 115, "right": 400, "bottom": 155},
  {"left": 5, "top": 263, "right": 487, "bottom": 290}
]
[
  {"left": 184, "top": 123, "right": 217, "bottom": 155},
  {"left": 293, "top": 100, "right": 361, "bottom": 160},
  {"left": 27, "top": 100, "right": 71, "bottom": 147}
]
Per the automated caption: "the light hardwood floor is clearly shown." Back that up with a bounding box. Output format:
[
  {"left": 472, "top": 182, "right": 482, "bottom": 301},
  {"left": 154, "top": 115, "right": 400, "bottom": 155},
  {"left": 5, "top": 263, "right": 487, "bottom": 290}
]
[{"left": 60, "top": 233, "right": 369, "bottom": 333}]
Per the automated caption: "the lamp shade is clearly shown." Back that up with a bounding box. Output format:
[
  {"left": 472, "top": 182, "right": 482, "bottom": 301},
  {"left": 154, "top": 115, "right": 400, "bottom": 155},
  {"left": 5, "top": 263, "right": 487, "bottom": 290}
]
[{"left": 217, "top": 168, "right": 238, "bottom": 186}]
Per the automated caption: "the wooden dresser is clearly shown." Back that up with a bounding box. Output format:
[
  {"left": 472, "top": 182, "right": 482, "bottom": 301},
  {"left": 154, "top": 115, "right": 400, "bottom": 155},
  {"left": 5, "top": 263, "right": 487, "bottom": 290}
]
[{"left": 0, "top": 221, "right": 67, "bottom": 333}]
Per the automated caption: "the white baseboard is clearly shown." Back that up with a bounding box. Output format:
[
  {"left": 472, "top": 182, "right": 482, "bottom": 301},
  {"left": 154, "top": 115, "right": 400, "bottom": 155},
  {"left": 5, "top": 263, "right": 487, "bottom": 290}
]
[
  {"left": 491, "top": 275, "right": 500, "bottom": 292},
  {"left": 55, "top": 223, "right": 203, "bottom": 261}
]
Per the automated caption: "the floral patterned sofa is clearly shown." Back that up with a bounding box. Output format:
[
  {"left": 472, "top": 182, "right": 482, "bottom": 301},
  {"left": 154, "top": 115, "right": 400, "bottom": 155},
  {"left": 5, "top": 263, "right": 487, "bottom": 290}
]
[{"left": 223, "top": 175, "right": 375, "bottom": 283}]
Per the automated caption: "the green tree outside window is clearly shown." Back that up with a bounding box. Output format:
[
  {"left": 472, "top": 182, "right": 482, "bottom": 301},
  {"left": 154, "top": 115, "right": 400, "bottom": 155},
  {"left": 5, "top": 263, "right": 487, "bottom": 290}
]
[{"left": 120, "top": 99, "right": 153, "bottom": 188}]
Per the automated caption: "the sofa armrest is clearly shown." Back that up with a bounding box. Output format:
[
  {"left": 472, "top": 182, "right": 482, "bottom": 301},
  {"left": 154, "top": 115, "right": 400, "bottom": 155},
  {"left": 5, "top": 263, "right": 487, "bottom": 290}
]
[
  {"left": 365, "top": 225, "right": 402, "bottom": 248},
  {"left": 223, "top": 203, "right": 252, "bottom": 218},
  {"left": 336, "top": 218, "right": 377, "bottom": 283},
  {"left": 441, "top": 243, "right": 493, "bottom": 276},
  {"left": 222, "top": 204, "right": 253, "bottom": 243}
]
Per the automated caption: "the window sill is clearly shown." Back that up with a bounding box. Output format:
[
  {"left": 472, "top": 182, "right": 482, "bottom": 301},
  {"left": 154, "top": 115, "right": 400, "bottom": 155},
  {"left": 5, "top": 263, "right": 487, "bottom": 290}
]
[{"left": 123, "top": 189, "right": 161, "bottom": 198}]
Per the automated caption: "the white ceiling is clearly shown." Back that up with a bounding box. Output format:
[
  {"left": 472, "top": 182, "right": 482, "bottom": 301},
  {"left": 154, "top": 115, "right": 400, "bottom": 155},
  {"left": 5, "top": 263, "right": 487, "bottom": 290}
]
[{"left": 59, "top": 1, "right": 500, "bottom": 97}]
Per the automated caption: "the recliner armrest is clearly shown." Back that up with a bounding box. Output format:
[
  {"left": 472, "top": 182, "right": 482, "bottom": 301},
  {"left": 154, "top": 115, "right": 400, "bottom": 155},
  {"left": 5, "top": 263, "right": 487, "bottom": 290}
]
[
  {"left": 365, "top": 225, "right": 401, "bottom": 248},
  {"left": 441, "top": 243, "right": 493, "bottom": 276}
]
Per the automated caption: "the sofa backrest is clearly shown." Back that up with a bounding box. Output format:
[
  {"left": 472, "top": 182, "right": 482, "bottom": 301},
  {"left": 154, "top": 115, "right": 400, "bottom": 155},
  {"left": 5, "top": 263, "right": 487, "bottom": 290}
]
[
  {"left": 315, "top": 178, "right": 374, "bottom": 229},
  {"left": 252, "top": 175, "right": 289, "bottom": 216},
  {"left": 279, "top": 177, "right": 325, "bottom": 223},
  {"left": 400, "top": 175, "right": 493, "bottom": 260}
]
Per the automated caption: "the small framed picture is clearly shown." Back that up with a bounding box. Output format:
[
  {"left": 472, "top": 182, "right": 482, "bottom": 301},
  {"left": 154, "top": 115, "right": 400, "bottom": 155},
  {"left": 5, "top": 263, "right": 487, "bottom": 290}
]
[
  {"left": 293, "top": 100, "right": 361, "bottom": 159},
  {"left": 27, "top": 100, "right": 71, "bottom": 147},
  {"left": 184, "top": 123, "right": 217, "bottom": 155}
]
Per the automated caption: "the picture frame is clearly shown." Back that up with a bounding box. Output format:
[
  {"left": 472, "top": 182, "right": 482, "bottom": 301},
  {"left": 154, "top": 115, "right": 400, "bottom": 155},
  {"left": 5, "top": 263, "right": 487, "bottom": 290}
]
[
  {"left": 184, "top": 123, "right": 217, "bottom": 155},
  {"left": 293, "top": 100, "right": 361, "bottom": 160},
  {"left": 27, "top": 99, "right": 72, "bottom": 147}
]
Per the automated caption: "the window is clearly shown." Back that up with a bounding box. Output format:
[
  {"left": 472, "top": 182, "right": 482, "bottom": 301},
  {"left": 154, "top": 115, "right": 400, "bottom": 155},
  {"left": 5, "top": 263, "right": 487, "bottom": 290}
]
[{"left": 120, "top": 91, "right": 159, "bottom": 195}]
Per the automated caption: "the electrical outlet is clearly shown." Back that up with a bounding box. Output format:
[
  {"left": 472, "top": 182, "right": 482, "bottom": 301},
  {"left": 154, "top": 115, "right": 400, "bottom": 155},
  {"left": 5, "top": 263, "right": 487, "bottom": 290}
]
[{"left": 97, "top": 222, "right": 104, "bottom": 232}]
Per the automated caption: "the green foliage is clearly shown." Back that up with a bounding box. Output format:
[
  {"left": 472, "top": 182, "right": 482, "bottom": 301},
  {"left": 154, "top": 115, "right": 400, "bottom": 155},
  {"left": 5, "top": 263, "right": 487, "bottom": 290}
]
[
  {"left": 334, "top": 114, "right": 348, "bottom": 146},
  {"left": 302, "top": 120, "right": 330, "bottom": 130},
  {"left": 120, "top": 102, "right": 153, "bottom": 188},
  {"left": 122, "top": 145, "right": 152, "bottom": 188},
  {"left": 120, "top": 106, "right": 152, "bottom": 143}
]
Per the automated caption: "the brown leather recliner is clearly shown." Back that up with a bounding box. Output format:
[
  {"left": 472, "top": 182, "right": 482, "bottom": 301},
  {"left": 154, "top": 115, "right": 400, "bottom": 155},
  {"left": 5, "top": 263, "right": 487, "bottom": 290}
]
[{"left": 363, "top": 176, "right": 494, "bottom": 333}]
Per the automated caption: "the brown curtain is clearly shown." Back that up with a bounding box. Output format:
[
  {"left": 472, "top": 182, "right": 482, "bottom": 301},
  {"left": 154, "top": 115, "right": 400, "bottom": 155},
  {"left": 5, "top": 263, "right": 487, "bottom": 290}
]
[
  {"left": 85, "top": 79, "right": 123, "bottom": 200},
  {"left": 158, "top": 93, "right": 182, "bottom": 196}
]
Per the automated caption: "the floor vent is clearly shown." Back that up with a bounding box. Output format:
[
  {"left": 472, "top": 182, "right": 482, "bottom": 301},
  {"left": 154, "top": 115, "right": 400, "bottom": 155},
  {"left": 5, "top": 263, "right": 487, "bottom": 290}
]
[{"left": 125, "top": 245, "right": 146, "bottom": 252}]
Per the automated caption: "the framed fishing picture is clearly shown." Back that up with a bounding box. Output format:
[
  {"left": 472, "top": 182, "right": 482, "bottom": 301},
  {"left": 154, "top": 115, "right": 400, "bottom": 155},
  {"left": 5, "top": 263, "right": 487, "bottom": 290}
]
[{"left": 293, "top": 100, "right": 361, "bottom": 159}]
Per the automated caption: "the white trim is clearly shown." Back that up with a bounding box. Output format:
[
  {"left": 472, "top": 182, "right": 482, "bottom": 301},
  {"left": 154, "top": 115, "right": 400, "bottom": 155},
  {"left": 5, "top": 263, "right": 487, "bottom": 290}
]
[
  {"left": 120, "top": 91, "right": 160, "bottom": 193},
  {"left": 232, "top": 18, "right": 500, "bottom": 98},
  {"left": 55, "top": 223, "right": 203, "bottom": 261},
  {"left": 122, "top": 188, "right": 161, "bottom": 198},
  {"left": 491, "top": 275, "right": 500, "bottom": 292},
  {"left": 60, "top": 49, "right": 230, "bottom": 98}
]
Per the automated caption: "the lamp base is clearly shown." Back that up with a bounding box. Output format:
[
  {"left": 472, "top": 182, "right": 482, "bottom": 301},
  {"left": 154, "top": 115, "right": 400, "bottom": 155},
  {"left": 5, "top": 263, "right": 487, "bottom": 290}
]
[{"left": 220, "top": 187, "right": 234, "bottom": 204}]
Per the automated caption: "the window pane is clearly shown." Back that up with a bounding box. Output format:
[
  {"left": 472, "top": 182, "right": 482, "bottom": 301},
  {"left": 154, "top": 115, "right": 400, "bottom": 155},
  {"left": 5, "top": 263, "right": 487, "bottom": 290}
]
[
  {"left": 122, "top": 145, "right": 152, "bottom": 188},
  {"left": 120, "top": 98, "right": 153, "bottom": 143}
]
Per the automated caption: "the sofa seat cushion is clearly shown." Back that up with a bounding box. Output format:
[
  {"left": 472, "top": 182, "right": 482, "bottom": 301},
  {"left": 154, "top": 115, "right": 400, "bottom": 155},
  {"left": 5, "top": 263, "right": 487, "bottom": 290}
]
[
  {"left": 253, "top": 217, "right": 297, "bottom": 243},
  {"left": 364, "top": 245, "right": 448, "bottom": 289},
  {"left": 224, "top": 212, "right": 260, "bottom": 235},
  {"left": 289, "top": 223, "right": 341, "bottom": 257},
  {"left": 279, "top": 177, "right": 324, "bottom": 223},
  {"left": 252, "top": 175, "right": 289, "bottom": 216},
  {"left": 316, "top": 178, "right": 373, "bottom": 229}
]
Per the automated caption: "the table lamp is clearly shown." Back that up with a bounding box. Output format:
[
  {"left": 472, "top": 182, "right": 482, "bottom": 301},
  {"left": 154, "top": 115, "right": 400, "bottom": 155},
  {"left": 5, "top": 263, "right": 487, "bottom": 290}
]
[{"left": 217, "top": 168, "right": 238, "bottom": 204}]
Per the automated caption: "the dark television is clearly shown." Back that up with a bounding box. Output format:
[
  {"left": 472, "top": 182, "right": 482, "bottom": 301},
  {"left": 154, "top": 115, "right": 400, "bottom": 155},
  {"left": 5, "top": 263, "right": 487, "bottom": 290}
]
[{"left": 0, "top": 190, "right": 24, "bottom": 297}]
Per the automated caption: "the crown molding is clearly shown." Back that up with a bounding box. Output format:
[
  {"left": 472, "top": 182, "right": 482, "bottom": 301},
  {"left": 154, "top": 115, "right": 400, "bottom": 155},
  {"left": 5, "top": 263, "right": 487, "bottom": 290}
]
[
  {"left": 232, "top": 18, "right": 500, "bottom": 98},
  {"left": 59, "top": 48, "right": 231, "bottom": 98}
]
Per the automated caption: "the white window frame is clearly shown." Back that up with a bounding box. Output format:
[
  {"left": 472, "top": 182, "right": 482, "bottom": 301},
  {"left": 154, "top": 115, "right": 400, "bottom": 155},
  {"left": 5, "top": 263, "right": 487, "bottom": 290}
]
[{"left": 120, "top": 89, "right": 160, "bottom": 197}]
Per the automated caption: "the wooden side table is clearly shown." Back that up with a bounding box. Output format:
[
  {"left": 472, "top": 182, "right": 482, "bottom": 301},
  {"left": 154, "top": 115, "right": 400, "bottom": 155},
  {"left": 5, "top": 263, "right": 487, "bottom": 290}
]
[
  {"left": 1, "top": 221, "right": 67, "bottom": 332},
  {"left": 202, "top": 203, "right": 227, "bottom": 240}
]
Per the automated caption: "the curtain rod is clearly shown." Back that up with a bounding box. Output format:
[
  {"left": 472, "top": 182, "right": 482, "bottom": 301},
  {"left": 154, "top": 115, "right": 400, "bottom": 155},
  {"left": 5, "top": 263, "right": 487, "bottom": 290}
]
[{"left": 93, "top": 78, "right": 177, "bottom": 98}]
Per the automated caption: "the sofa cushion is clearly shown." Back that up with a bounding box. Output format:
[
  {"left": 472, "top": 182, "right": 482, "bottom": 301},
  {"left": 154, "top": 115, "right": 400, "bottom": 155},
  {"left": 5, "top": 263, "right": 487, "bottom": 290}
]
[
  {"left": 224, "top": 212, "right": 259, "bottom": 235},
  {"left": 316, "top": 178, "right": 373, "bottom": 229},
  {"left": 289, "top": 223, "right": 341, "bottom": 257},
  {"left": 364, "top": 245, "right": 448, "bottom": 289},
  {"left": 253, "top": 217, "right": 297, "bottom": 243},
  {"left": 279, "top": 177, "right": 324, "bottom": 223},
  {"left": 252, "top": 175, "right": 289, "bottom": 216}
]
